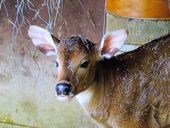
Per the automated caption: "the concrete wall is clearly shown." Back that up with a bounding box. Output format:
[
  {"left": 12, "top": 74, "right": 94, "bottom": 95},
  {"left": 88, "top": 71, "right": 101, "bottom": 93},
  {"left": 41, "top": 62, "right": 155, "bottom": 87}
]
[{"left": 106, "top": 13, "right": 170, "bottom": 54}]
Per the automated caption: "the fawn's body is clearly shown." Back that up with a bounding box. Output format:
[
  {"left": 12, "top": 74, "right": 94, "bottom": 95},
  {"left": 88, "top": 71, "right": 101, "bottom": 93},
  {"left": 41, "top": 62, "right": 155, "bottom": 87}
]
[{"left": 28, "top": 25, "right": 170, "bottom": 128}]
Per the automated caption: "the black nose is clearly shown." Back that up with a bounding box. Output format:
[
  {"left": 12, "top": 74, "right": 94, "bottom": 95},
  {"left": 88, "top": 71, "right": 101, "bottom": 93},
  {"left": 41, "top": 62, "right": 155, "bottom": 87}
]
[{"left": 56, "top": 83, "right": 72, "bottom": 95}]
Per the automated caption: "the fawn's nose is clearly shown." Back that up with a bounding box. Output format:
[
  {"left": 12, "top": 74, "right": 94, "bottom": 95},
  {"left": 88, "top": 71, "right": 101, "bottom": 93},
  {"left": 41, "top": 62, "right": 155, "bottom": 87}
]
[{"left": 56, "top": 83, "right": 72, "bottom": 96}]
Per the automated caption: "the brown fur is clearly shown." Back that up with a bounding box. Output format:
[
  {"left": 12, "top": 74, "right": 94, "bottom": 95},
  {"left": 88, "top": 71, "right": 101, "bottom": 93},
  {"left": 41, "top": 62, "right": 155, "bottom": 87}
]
[
  {"left": 55, "top": 35, "right": 170, "bottom": 128},
  {"left": 87, "top": 35, "right": 170, "bottom": 127},
  {"left": 29, "top": 25, "right": 170, "bottom": 127}
]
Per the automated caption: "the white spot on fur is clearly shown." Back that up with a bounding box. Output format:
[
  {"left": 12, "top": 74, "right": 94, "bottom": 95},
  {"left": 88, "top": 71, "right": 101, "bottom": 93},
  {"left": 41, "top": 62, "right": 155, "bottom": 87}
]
[
  {"left": 76, "top": 89, "right": 93, "bottom": 108},
  {"left": 102, "top": 53, "right": 113, "bottom": 59}
]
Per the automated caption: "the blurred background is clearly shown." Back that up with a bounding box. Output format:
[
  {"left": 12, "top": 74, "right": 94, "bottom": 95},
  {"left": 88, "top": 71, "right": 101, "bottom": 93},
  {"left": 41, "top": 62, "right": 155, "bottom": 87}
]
[{"left": 0, "top": 0, "right": 169, "bottom": 128}]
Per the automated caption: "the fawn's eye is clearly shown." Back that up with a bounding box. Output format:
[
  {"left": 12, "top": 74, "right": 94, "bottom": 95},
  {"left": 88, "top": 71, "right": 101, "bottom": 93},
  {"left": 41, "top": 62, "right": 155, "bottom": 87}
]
[
  {"left": 54, "top": 61, "right": 59, "bottom": 68},
  {"left": 80, "top": 60, "right": 89, "bottom": 68}
]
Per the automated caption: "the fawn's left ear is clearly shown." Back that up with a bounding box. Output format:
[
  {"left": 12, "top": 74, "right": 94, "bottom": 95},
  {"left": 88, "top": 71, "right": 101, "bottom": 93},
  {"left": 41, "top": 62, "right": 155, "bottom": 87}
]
[
  {"left": 28, "top": 25, "right": 60, "bottom": 56},
  {"left": 99, "top": 29, "right": 128, "bottom": 59}
]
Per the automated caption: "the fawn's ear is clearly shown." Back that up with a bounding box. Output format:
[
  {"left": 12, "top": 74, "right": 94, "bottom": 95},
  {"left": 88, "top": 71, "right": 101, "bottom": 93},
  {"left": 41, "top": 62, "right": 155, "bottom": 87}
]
[
  {"left": 99, "top": 29, "right": 128, "bottom": 59},
  {"left": 28, "top": 25, "right": 60, "bottom": 56}
]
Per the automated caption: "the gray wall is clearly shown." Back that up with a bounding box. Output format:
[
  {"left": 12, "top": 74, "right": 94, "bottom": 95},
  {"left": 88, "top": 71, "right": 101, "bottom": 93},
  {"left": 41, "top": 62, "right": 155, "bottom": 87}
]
[{"left": 106, "top": 13, "right": 170, "bottom": 54}]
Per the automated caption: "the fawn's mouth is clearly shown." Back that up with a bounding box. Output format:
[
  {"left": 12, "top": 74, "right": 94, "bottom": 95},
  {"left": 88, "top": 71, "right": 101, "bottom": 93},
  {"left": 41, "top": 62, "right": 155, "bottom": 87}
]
[{"left": 55, "top": 93, "right": 74, "bottom": 101}]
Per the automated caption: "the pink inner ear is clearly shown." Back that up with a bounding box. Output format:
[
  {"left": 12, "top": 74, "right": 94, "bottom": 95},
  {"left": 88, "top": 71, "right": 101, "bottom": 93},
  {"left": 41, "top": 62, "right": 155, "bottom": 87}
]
[
  {"left": 28, "top": 25, "right": 57, "bottom": 49},
  {"left": 101, "top": 35, "right": 121, "bottom": 55},
  {"left": 37, "top": 44, "right": 56, "bottom": 54},
  {"left": 39, "top": 44, "right": 55, "bottom": 50},
  {"left": 101, "top": 46, "right": 119, "bottom": 55},
  {"left": 100, "top": 29, "right": 127, "bottom": 58}
]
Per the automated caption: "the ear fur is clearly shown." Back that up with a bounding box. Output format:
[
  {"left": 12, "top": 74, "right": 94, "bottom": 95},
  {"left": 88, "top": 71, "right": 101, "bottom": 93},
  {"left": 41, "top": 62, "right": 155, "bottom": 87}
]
[
  {"left": 28, "top": 25, "right": 60, "bottom": 56},
  {"left": 100, "top": 29, "right": 128, "bottom": 59}
]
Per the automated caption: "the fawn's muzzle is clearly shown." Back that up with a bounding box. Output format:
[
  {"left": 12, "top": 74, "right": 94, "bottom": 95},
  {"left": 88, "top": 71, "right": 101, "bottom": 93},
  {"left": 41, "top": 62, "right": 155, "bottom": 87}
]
[{"left": 56, "top": 83, "right": 72, "bottom": 96}]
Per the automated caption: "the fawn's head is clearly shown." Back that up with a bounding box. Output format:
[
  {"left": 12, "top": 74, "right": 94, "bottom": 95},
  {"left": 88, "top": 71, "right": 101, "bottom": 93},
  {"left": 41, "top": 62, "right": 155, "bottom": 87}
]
[{"left": 28, "top": 25, "right": 127, "bottom": 101}]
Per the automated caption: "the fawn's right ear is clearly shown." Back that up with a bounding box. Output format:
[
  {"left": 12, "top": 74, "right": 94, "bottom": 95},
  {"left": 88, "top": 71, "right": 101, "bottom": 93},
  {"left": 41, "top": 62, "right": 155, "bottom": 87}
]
[{"left": 28, "top": 25, "right": 60, "bottom": 56}]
